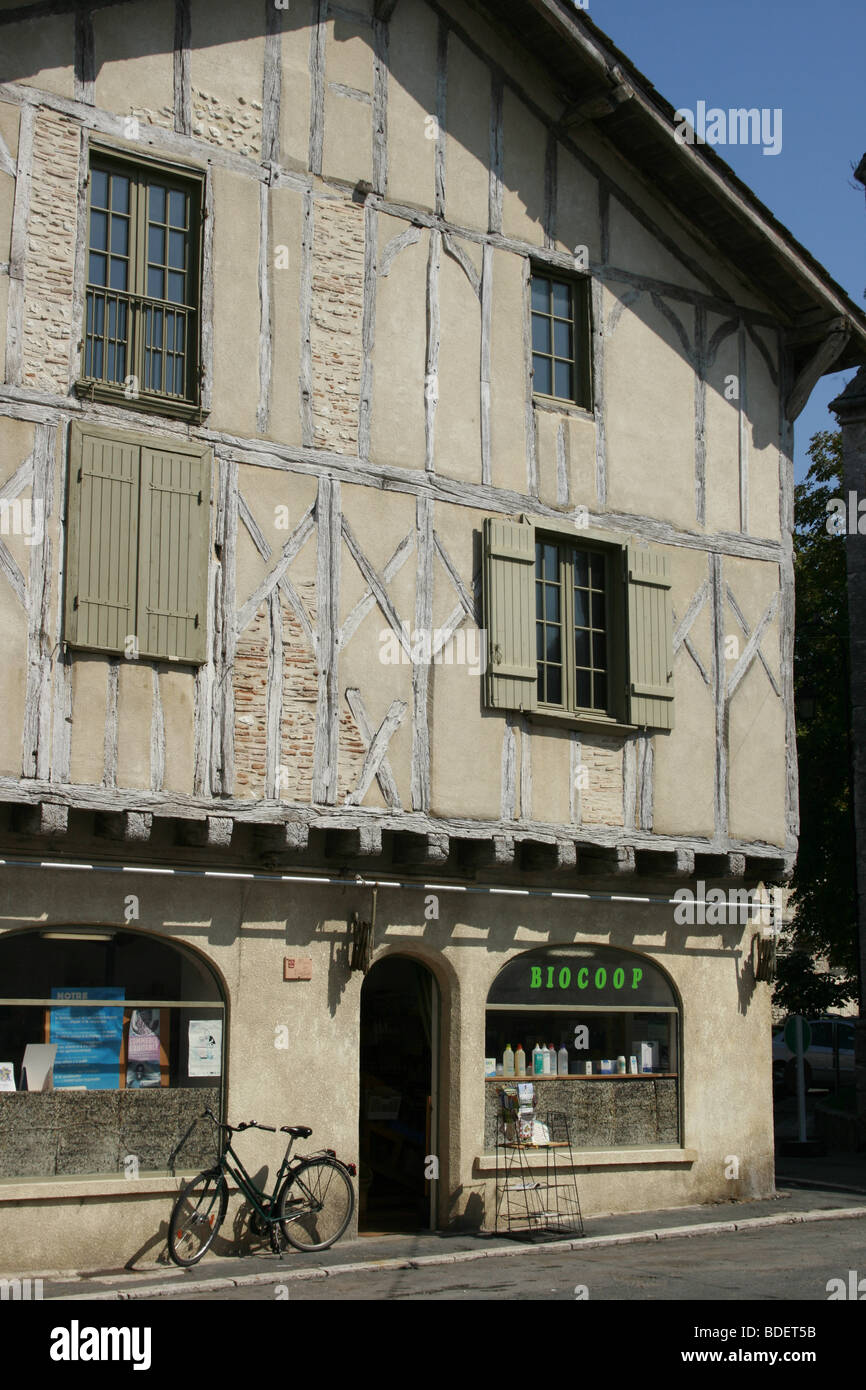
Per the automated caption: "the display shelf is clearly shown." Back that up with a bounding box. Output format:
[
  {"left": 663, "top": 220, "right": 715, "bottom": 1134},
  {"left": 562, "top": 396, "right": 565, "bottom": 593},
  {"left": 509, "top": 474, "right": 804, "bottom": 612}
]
[
  {"left": 494, "top": 1101, "right": 584, "bottom": 1238},
  {"left": 485, "top": 1073, "right": 677, "bottom": 1080}
]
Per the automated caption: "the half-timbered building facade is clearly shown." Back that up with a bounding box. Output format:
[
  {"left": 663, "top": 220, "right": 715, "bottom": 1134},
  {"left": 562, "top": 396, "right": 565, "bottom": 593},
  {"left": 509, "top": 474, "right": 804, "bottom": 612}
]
[{"left": 0, "top": 0, "right": 864, "bottom": 1268}]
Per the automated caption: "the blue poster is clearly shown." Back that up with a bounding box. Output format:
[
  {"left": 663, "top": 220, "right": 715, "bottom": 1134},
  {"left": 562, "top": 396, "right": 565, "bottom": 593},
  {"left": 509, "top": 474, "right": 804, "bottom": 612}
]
[{"left": 49, "top": 987, "right": 126, "bottom": 1090}]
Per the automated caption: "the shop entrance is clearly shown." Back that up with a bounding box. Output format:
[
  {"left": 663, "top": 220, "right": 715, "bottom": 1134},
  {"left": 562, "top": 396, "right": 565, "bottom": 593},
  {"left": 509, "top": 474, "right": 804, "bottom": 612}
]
[{"left": 358, "top": 955, "right": 438, "bottom": 1234}]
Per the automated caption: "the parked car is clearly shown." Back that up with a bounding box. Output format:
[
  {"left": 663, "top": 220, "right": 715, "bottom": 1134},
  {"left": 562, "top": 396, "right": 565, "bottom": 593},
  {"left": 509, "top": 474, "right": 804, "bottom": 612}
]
[{"left": 772, "top": 1016, "right": 856, "bottom": 1094}]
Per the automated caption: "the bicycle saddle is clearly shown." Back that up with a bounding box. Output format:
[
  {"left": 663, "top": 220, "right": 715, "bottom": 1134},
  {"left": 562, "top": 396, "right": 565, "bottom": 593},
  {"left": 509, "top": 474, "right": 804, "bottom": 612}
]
[{"left": 281, "top": 1125, "right": 313, "bottom": 1138}]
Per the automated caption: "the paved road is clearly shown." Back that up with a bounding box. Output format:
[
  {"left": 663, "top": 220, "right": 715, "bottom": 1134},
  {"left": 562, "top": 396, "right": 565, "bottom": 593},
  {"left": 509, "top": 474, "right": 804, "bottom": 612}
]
[{"left": 177, "top": 1218, "right": 866, "bottom": 1300}]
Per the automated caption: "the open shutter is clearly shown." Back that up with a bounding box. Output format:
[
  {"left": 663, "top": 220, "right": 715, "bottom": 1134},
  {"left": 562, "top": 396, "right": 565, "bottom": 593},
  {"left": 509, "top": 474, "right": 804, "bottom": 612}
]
[
  {"left": 627, "top": 543, "right": 674, "bottom": 730},
  {"left": 483, "top": 516, "right": 537, "bottom": 712},
  {"left": 138, "top": 445, "right": 210, "bottom": 664},
  {"left": 65, "top": 425, "right": 140, "bottom": 655}
]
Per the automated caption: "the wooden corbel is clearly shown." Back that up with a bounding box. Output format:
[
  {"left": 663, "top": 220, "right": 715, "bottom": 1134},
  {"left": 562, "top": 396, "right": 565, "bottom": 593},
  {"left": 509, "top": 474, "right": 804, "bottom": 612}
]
[{"left": 785, "top": 317, "right": 851, "bottom": 422}]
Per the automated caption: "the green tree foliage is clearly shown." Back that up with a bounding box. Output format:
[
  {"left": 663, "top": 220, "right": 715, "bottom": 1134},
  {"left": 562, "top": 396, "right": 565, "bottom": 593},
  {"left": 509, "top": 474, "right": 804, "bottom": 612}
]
[{"left": 775, "top": 429, "right": 858, "bottom": 1014}]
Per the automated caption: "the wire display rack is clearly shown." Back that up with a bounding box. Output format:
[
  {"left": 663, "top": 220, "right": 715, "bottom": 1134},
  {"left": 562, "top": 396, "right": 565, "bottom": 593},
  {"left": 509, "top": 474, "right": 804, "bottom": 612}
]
[{"left": 494, "top": 1096, "right": 584, "bottom": 1238}]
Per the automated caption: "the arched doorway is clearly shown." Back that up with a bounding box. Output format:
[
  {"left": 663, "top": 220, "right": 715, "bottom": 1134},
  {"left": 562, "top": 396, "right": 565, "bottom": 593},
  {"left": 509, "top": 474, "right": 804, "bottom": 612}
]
[{"left": 358, "top": 955, "right": 438, "bottom": 1233}]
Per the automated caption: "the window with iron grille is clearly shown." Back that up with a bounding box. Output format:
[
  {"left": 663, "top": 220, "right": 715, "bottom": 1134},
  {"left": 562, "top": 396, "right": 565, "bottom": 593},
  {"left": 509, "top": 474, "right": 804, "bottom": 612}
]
[
  {"left": 530, "top": 272, "right": 592, "bottom": 409},
  {"left": 78, "top": 154, "right": 203, "bottom": 418}
]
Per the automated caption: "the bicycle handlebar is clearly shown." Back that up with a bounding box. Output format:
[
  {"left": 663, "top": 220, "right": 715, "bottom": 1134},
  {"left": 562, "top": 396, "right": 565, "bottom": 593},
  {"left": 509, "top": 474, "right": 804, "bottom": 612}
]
[{"left": 200, "top": 1109, "right": 276, "bottom": 1134}]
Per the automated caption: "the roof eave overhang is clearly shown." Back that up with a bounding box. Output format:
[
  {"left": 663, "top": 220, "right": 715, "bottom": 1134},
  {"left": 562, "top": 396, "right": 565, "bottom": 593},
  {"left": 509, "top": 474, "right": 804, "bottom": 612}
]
[{"left": 478, "top": 0, "right": 866, "bottom": 375}]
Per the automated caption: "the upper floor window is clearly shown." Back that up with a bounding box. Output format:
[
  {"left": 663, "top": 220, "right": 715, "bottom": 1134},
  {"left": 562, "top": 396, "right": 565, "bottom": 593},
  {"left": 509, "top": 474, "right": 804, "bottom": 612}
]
[
  {"left": 530, "top": 272, "right": 592, "bottom": 410},
  {"left": 483, "top": 517, "right": 674, "bottom": 732},
  {"left": 536, "top": 539, "right": 609, "bottom": 715},
  {"left": 78, "top": 154, "right": 203, "bottom": 419}
]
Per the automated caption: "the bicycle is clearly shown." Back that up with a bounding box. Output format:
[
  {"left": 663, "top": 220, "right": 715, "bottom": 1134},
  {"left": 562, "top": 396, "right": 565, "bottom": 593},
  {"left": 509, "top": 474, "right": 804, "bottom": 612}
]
[{"left": 168, "top": 1107, "right": 356, "bottom": 1266}]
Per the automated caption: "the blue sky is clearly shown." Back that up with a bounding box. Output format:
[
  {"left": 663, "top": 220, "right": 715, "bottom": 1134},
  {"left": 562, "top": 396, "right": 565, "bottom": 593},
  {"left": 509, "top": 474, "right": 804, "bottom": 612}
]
[{"left": 587, "top": 0, "right": 866, "bottom": 483}]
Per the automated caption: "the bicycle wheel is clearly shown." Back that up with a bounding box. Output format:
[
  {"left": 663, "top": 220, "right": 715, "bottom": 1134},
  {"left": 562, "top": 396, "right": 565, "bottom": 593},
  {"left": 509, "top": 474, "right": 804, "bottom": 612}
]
[
  {"left": 168, "top": 1169, "right": 228, "bottom": 1267},
  {"left": 277, "top": 1157, "right": 355, "bottom": 1252}
]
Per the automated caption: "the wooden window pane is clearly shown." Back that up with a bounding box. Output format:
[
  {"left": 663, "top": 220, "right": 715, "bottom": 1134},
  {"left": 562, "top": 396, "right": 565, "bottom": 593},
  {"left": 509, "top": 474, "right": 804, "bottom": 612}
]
[
  {"left": 553, "top": 318, "right": 572, "bottom": 357},
  {"left": 90, "top": 209, "right": 108, "bottom": 251},
  {"left": 574, "top": 586, "right": 588, "bottom": 626},
  {"left": 169, "top": 189, "right": 187, "bottom": 227},
  {"left": 91, "top": 167, "right": 108, "bottom": 206},
  {"left": 149, "top": 184, "right": 166, "bottom": 222},
  {"left": 554, "top": 359, "right": 572, "bottom": 398},
  {"left": 532, "top": 315, "right": 550, "bottom": 352},
  {"left": 551, "top": 280, "right": 571, "bottom": 317},
  {"left": 531, "top": 276, "right": 550, "bottom": 311},
  {"left": 533, "top": 354, "right": 552, "bottom": 394},
  {"left": 111, "top": 175, "right": 129, "bottom": 214}
]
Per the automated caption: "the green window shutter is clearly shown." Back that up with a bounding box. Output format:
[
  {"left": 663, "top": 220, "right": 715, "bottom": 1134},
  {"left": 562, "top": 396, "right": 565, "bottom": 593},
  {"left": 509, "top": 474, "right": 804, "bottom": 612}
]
[
  {"left": 138, "top": 445, "right": 210, "bottom": 664},
  {"left": 65, "top": 425, "right": 140, "bottom": 655},
  {"left": 627, "top": 544, "right": 674, "bottom": 730},
  {"left": 483, "top": 516, "right": 537, "bottom": 712}
]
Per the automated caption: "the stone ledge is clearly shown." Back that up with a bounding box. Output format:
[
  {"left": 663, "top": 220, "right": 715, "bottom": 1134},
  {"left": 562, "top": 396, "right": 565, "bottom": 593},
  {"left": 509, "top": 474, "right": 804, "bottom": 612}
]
[
  {"left": 0, "top": 1172, "right": 199, "bottom": 1203},
  {"left": 473, "top": 1146, "right": 698, "bottom": 1173}
]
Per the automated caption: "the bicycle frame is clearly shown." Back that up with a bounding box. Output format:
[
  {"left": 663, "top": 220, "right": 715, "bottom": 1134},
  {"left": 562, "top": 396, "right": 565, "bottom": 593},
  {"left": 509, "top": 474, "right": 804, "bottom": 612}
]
[
  {"left": 185, "top": 1110, "right": 356, "bottom": 1236},
  {"left": 219, "top": 1135, "right": 300, "bottom": 1226}
]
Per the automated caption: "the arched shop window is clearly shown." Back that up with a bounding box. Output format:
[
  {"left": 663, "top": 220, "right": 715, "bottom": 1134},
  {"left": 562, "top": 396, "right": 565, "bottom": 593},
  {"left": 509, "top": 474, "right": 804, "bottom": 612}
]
[
  {"left": 485, "top": 946, "right": 680, "bottom": 1148},
  {"left": 0, "top": 927, "right": 225, "bottom": 1180}
]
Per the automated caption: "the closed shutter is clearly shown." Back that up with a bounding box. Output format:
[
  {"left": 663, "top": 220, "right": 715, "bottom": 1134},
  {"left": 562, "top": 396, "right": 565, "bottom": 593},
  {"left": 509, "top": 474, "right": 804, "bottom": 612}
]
[
  {"left": 483, "top": 516, "right": 537, "bottom": 712},
  {"left": 65, "top": 425, "right": 140, "bottom": 655},
  {"left": 138, "top": 446, "right": 210, "bottom": 663},
  {"left": 627, "top": 543, "right": 674, "bottom": 730}
]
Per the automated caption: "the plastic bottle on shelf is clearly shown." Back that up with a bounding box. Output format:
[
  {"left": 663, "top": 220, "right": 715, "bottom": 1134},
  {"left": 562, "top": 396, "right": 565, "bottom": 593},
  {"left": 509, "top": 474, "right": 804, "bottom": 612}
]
[
  {"left": 542, "top": 1044, "right": 552, "bottom": 1076},
  {"left": 549, "top": 1044, "right": 558, "bottom": 1076},
  {"left": 533, "top": 1043, "right": 544, "bottom": 1075},
  {"left": 558, "top": 1044, "right": 569, "bottom": 1076},
  {"left": 515, "top": 1044, "right": 526, "bottom": 1076},
  {"left": 503, "top": 1043, "right": 515, "bottom": 1076}
]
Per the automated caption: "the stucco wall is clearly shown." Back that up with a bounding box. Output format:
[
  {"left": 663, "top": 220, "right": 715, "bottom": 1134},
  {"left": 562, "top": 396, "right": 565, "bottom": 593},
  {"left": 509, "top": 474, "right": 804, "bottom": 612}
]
[{"left": 0, "top": 873, "right": 774, "bottom": 1270}]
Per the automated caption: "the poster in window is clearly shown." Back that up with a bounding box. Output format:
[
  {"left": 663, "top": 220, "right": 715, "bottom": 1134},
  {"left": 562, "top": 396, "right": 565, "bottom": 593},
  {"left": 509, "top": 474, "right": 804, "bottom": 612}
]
[
  {"left": 188, "top": 1020, "right": 222, "bottom": 1077},
  {"left": 126, "top": 1009, "right": 162, "bottom": 1088},
  {"left": 49, "top": 987, "right": 125, "bottom": 1089}
]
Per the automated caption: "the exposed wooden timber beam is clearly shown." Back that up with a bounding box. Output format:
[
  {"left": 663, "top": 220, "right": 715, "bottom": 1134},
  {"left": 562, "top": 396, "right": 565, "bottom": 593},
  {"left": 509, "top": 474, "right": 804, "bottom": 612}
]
[
  {"left": 14, "top": 801, "right": 68, "bottom": 837},
  {"left": 95, "top": 810, "right": 154, "bottom": 843},
  {"left": 559, "top": 71, "right": 634, "bottom": 130},
  {"left": 785, "top": 320, "right": 852, "bottom": 421},
  {"left": 393, "top": 831, "right": 450, "bottom": 866},
  {"left": 178, "top": 815, "right": 234, "bottom": 849},
  {"left": 326, "top": 826, "right": 384, "bottom": 859}
]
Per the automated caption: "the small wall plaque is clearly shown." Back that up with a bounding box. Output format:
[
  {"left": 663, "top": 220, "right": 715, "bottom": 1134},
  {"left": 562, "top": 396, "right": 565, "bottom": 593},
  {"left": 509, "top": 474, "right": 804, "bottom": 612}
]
[{"left": 284, "top": 956, "right": 312, "bottom": 981}]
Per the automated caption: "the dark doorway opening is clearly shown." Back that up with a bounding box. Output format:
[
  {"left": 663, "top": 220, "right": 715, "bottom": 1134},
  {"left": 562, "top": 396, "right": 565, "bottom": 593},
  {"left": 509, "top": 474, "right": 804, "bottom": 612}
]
[{"left": 359, "top": 955, "right": 436, "bottom": 1234}]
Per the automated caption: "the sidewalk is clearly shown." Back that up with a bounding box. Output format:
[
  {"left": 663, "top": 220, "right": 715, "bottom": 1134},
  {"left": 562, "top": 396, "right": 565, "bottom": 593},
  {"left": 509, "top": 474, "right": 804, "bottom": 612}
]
[{"left": 35, "top": 1169, "right": 866, "bottom": 1301}]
